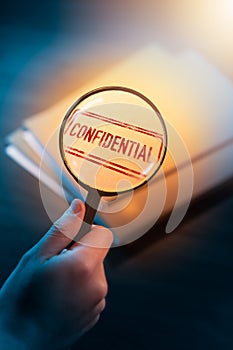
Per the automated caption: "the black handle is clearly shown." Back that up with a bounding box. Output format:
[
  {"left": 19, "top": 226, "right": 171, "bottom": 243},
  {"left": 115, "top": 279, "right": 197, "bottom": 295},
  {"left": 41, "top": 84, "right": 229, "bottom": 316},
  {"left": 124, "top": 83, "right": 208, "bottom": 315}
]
[{"left": 72, "top": 189, "right": 101, "bottom": 242}]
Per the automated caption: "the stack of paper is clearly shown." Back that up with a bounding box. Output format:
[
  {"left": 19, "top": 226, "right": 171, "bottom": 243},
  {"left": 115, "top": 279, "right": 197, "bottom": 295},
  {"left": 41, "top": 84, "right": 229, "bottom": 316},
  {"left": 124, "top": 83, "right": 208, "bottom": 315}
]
[{"left": 5, "top": 46, "right": 233, "bottom": 246}]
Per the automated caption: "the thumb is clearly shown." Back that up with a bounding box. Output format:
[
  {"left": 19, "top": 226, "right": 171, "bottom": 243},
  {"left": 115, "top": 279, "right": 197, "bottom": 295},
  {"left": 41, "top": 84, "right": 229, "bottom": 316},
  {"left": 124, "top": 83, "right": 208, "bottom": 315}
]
[{"left": 35, "top": 199, "right": 85, "bottom": 259}]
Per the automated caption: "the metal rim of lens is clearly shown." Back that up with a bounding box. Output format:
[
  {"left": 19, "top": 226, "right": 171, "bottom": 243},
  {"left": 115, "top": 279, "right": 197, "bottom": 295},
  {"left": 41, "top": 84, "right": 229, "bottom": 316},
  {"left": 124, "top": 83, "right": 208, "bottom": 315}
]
[{"left": 59, "top": 86, "right": 168, "bottom": 196}]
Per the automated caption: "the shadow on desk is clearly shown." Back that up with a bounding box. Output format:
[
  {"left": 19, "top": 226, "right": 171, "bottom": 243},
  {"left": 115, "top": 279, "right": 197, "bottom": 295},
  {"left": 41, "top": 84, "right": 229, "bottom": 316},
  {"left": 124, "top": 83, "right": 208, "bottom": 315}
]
[{"left": 108, "top": 176, "right": 233, "bottom": 265}]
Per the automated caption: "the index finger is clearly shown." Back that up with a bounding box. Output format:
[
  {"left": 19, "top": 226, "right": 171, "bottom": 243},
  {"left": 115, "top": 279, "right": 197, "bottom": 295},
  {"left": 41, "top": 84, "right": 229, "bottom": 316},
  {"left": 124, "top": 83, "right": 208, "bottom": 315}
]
[{"left": 68, "top": 225, "right": 113, "bottom": 265}]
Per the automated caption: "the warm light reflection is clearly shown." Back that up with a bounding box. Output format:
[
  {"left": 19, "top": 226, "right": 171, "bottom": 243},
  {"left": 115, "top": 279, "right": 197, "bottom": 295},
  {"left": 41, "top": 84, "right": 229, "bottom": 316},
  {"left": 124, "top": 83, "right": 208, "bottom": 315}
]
[{"left": 21, "top": 0, "right": 233, "bottom": 243}]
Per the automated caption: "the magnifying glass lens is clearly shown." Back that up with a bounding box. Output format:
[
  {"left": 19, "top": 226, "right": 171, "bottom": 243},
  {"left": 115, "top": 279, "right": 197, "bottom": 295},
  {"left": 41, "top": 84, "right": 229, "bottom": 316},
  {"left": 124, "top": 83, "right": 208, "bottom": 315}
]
[{"left": 61, "top": 87, "right": 167, "bottom": 196}]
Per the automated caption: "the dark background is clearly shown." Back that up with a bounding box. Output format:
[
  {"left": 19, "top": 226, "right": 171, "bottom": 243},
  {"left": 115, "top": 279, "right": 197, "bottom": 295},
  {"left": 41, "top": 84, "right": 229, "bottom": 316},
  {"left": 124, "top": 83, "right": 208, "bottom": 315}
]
[{"left": 0, "top": 1, "right": 233, "bottom": 349}]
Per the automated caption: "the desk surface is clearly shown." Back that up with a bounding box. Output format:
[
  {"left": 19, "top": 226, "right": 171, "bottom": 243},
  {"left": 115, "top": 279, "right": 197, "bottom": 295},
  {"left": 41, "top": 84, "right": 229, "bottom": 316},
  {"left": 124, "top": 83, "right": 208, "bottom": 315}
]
[{"left": 0, "top": 2, "right": 233, "bottom": 349}]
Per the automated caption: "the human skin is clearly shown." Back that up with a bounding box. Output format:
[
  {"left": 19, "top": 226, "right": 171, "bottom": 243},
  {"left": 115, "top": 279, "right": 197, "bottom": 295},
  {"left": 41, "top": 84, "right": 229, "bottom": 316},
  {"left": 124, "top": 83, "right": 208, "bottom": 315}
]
[{"left": 0, "top": 199, "right": 113, "bottom": 349}]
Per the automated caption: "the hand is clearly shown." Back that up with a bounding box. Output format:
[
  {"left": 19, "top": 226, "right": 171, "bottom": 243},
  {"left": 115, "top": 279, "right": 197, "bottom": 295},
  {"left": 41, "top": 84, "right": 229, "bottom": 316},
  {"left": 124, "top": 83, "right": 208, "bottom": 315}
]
[{"left": 0, "top": 199, "right": 113, "bottom": 349}]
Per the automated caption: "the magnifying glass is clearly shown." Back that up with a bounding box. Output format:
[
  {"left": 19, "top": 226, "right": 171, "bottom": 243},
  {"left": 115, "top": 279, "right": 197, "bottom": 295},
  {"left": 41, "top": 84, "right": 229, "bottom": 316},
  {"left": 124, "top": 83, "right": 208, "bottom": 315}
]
[{"left": 59, "top": 86, "right": 167, "bottom": 242}]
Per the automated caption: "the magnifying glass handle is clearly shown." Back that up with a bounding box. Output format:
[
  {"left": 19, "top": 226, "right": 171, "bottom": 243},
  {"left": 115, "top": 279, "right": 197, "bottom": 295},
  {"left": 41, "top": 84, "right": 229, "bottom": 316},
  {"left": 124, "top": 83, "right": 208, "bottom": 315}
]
[{"left": 73, "top": 189, "right": 101, "bottom": 241}]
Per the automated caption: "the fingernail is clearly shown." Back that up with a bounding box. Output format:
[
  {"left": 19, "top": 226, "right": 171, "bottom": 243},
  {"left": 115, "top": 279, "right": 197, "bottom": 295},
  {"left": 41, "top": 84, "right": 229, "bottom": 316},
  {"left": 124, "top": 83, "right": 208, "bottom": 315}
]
[{"left": 71, "top": 199, "right": 82, "bottom": 214}]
